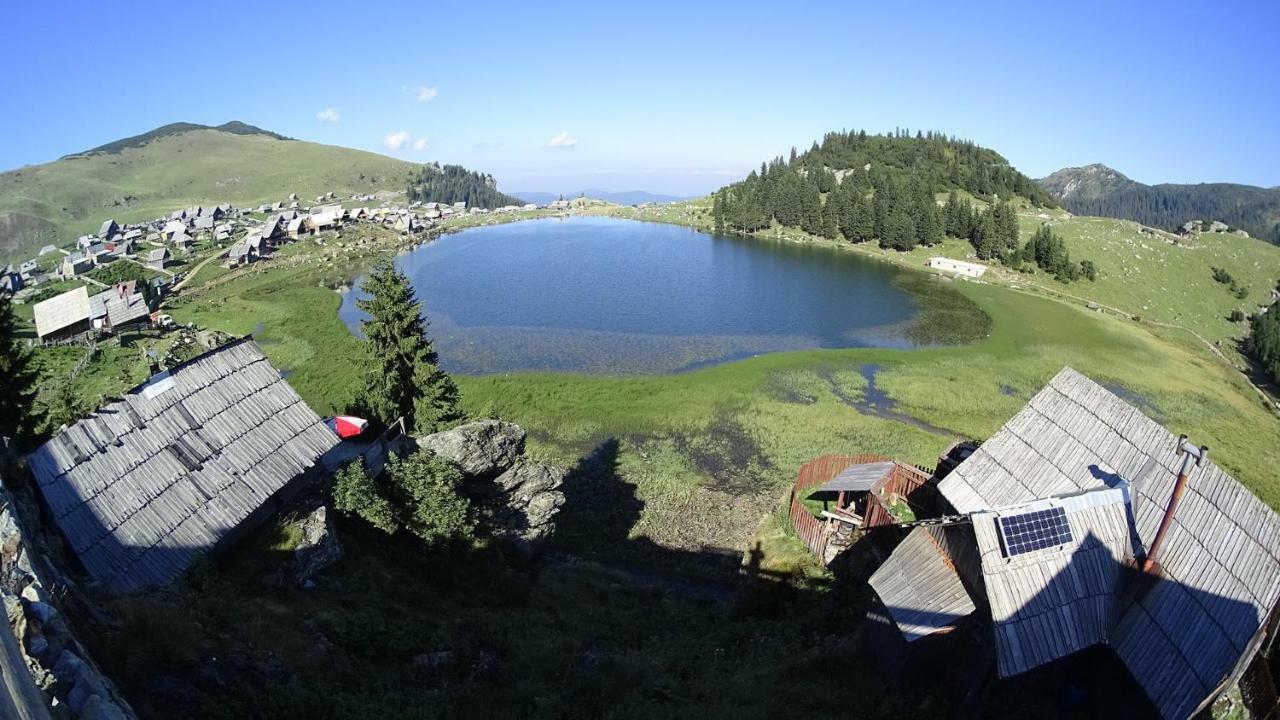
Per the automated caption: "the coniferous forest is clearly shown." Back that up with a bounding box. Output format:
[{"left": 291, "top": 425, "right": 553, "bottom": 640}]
[
  {"left": 711, "top": 130, "right": 1095, "bottom": 281},
  {"left": 1051, "top": 182, "right": 1280, "bottom": 246},
  {"left": 406, "top": 163, "right": 524, "bottom": 208}
]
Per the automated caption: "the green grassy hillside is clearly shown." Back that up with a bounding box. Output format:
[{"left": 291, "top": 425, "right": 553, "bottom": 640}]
[{"left": 0, "top": 125, "right": 419, "bottom": 262}]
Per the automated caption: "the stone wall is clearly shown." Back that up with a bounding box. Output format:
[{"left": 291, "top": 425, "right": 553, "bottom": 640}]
[{"left": 0, "top": 476, "right": 135, "bottom": 720}]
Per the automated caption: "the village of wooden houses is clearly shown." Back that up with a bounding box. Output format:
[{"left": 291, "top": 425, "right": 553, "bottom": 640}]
[{"left": 3, "top": 195, "right": 548, "bottom": 344}]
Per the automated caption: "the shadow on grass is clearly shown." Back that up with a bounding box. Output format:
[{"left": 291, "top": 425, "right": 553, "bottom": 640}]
[{"left": 70, "top": 438, "right": 1166, "bottom": 720}]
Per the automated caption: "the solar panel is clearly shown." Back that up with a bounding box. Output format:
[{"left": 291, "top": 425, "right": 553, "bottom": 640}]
[{"left": 998, "top": 506, "right": 1073, "bottom": 557}]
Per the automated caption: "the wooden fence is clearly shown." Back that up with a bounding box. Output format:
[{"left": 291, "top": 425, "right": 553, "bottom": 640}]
[{"left": 788, "top": 454, "right": 892, "bottom": 559}]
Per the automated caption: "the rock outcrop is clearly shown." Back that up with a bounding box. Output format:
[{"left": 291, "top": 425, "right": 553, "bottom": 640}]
[
  {"left": 417, "top": 420, "right": 525, "bottom": 476},
  {"left": 416, "top": 420, "right": 566, "bottom": 549},
  {"left": 0, "top": 478, "right": 135, "bottom": 719},
  {"left": 291, "top": 505, "right": 343, "bottom": 588}
]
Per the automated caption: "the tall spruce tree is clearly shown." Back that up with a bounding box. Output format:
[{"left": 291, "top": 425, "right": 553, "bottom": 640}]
[
  {"left": 356, "top": 258, "right": 460, "bottom": 434},
  {"left": 0, "top": 294, "right": 39, "bottom": 445}
]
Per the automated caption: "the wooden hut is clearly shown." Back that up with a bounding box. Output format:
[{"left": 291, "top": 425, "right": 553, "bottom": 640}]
[{"left": 25, "top": 338, "right": 339, "bottom": 593}]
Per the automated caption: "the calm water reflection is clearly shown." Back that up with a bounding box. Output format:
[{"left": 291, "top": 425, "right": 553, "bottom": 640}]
[{"left": 339, "top": 217, "right": 929, "bottom": 374}]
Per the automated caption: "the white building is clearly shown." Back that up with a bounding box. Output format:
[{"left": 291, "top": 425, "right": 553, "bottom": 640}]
[{"left": 928, "top": 257, "right": 987, "bottom": 279}]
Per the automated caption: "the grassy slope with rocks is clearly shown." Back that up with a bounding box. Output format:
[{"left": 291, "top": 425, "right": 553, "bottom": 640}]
[{"left": 0, "top": 125, "right": 420, "bottom": 262}]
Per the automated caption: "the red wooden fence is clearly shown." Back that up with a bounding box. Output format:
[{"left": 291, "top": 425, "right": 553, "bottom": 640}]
[{"left": 788, "top": 454, "right": 891, "bottom": 559}]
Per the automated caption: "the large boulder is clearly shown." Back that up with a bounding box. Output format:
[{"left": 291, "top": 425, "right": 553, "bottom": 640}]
[
  {"left": 292, "top": 506, "right": 342, "bottom": 586},
  {"left": 417, "top": 420, "right": 525, "bottom": 477},
  {"left": 489, "top": 460, "right": 567, "bottom": 542}
]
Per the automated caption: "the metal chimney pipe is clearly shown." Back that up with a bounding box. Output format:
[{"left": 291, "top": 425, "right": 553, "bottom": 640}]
[{"left": 1141, "top": 435, "right": 1208, "bottom": 574}]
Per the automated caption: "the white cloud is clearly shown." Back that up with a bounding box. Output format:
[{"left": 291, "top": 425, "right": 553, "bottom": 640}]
[
  {"left": 315, "top": 107, "right": 340, "bottom": 123},
  {"left": 415, "top": 86, "right": 438, "bottom": 102},
  {"left": 412, "top": 137, "right": 429, "bottom": 151},
  {"left": 384, "top": 130, "right": 411, "bottom": 151},
  {"left": 547, "top": 130, "right": 577, "bottom": 148}
]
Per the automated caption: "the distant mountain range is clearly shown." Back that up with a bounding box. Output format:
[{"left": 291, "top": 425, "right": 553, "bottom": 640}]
[
  {"left": 1038, "top": 164, "right": 1280, "bottom": 245},
  {"left": 512, "top": 190, "right": 689, "bottom": 206}
]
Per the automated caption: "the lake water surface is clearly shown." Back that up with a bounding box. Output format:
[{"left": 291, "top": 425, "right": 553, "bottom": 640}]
[{"left": 339, "top": 217, "right": 932, "bottom": 374}]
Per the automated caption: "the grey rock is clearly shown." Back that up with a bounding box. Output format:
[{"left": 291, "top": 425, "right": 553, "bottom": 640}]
[
  {"left": 417, "top": 420, "right": 525, "bottom": 477},
  {"left": 494, "top": 460, "right": 566, "bottom": 500},
  {"left": 27, "top": 600, "right": 58, "bottom": 625},
  {"left": 80, "top": 694, "right": 129, "bottom": 720},
  {"left": 51, "top": 649, "right": 83, "bottom": 685},
  {"left": 524, "top": 491, "right": 566, "bottom": 525},
  {"left": 292, "top": 506, "right": 342, "bottom": 586},
  {"left": 487, "top": 460, "right": 566, "bottom": 543}
]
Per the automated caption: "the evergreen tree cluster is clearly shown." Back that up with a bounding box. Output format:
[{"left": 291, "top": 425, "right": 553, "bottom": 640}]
[
  {"left": 1244, "top": 305, "right": 1280, "bottom": 385},
  {"left": 406, "top": 163, "right": 523, "bottom": 209},
  {"left": 1020, "top": 226, "right": 1094, "bottom": 282},
  {"left": 942, "top": 194, "right": 1020, "bottom": 260},
  {"left": 1052, "top": 183, "right": 1280, "bottom": 246},
  {"left": 711, "top": 129, "right": 1054, "bottom": 252},
  {"left": 0, "top": 294, "right": 39, "bottom": 445}
]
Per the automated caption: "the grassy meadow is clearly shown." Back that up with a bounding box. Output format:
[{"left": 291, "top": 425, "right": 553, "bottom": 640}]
[
  {"left": 0, "top": 129, "right": 418, "bottom": 263},
  {"left": 30, "top": 210, "right": 1279, "bottom": 720}
]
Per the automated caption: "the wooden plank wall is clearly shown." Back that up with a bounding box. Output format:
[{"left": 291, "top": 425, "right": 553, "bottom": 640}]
[{"left": 788, "top": 454, "right": 891, "bottom": 559}]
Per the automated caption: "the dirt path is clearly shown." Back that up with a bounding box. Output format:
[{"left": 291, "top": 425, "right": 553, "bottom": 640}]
[{"left": 171, "top": 245, "right": 230, "bottom": 293}]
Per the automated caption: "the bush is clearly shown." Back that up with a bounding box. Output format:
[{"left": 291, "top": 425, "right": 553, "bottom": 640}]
[
  {"left": 1212, "top": 266, "right": 1234, "bottom": 285},
  {"left": 388, "top": 451, "right": 473, "bottom": 543},
  {"left": 1228, "top": 310, "right": 1246, "bottom": 323},
  {"left": 333, "top": 458, "right": 399, "bottom": 533},
  {"left": 1080, "top": 260, "right": 1097, "bottom": 282},
  {"left": 331, "top": 451, "right": 473, "bottom": 544}
]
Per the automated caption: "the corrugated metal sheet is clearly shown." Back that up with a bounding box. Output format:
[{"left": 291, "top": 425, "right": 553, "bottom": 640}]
[
  {"left": 26, "top": 338, "right": 338, "bottom": 593},
  {"left": 937, "top": 367, "right": 1280, "bottom": 720},
  {"left": 868, "top": 526, "right": 977, "bottom": 642}
]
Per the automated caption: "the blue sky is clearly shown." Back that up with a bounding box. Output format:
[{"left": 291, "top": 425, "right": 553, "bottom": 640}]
[{"left": 3, "top": 0, "right": 1278, "bottom": 195}]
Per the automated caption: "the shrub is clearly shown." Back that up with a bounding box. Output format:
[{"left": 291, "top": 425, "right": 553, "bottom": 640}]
[
  {"left": 332, "top": 458, "right": 399, "bottom": 533},
  {"left": 331, "top": 451, "right": 473, "bottom": 544}
]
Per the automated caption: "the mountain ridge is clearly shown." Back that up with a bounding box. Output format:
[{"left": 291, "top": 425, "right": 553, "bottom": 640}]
[
  {"left": 64, "top": 120, "right": 292, "bottom": 159},
  {"left": 0, "top": 122, "right": 420, "bottom": 262},
  {"left": 1039, "top": 164, "right": 1280, "bottom": 244},
  {"left": 513, "top": 190, "right": 688, "bottom": 205}
]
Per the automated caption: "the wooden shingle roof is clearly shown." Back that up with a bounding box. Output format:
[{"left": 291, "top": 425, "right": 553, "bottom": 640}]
[
  {"left": 972, "top": 488, "right": 1135, "bottom": 678},
  {"left": 938, "top": 367, "right": 1280, "bottom": 719},
  {"left": 868, "top": 526, "right": 978, "bottom": 642},
  {"left": 26, "top": 339, "right": 338, "bottom": 593}
]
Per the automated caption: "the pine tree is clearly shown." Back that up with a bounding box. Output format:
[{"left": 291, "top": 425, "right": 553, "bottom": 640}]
[
  {"left": 819, "top": 201, "right": 839, "bottom": 239},
  {"left": 883, "top": 210, "right": 917, "bottom": 251},
  {"left": 712, "top": 191, "right": 725, "bottom": 233},
  {"left": 0, "top": 294, "right": 39, "bottom": 445},
  {"left": 356, "top": 258, "right": 460, "bottom": 434},
  {"left": 850, "top": 196, "right": 875, "bottom": 242}
]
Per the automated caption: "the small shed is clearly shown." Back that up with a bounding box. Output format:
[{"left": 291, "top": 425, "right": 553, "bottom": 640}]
[
  {"left": 33, "top": 286, "right": 92, "bottom": 341},
  {"left": 146, "top": 248, "right": 170, "bottom": 270},
  {"left": 865, "top": 524, "right": 982, "bottom": 679}
]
